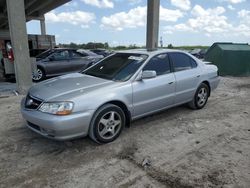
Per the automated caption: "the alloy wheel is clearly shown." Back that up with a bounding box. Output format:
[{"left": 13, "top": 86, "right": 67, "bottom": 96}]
[
  {"left": 197, "top": 87, "right": 208, "bottom": 107},
  {"left": 32, "top": 68, "right": 43, "bottom": 81},
  {"left": 97, "top": 111, "right": 122, "bottom": 140}
]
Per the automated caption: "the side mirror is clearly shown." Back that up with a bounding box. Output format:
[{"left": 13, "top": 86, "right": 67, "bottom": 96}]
[{"left": 141, "top": 70, "right": 157, "bottom": 79}]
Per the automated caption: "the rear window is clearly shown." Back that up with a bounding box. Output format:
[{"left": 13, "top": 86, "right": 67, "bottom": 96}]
[{"left": 169, "top": 52, "right": 196, "bottom": 72}]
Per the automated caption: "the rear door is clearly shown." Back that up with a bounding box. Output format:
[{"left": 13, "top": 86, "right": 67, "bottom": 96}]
[
  {"left": 132, "top": 53, "right": 176, "bottom": 118},
  {"left": 169, "top": 52, "right": 201, "bottom": 104}
]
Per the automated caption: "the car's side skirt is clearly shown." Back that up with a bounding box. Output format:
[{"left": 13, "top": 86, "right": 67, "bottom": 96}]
[{"left": 131, "top": 99, "right": 192, "bottom": 121}]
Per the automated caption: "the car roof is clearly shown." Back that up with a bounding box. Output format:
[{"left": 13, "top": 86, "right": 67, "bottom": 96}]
[
  {"left": 116, "top": 48, "right": 185, "bottom": 56},
  {"left": 53, "top": 48, "right": 76, "bottom": 51},
  {"left": 91, "top": 49, "right": 106, "bottom": 51}
]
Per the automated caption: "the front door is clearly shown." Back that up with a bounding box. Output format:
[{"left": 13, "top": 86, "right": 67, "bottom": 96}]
[
  {"left": 45, "top": 50, "right": 70, "bottom": 76},
  {"left": 132, "top": 53, "right": 176, "bottom": 118}
]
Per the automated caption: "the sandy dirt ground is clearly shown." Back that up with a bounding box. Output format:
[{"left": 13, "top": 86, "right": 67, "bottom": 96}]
[{"left": 0, "top": 77, "right": 249, "bottom": 188}]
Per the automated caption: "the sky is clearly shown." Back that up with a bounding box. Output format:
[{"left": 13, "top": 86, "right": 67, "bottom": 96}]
[{"left": 26, "top": 0, "right": 250, "bottom": 47}]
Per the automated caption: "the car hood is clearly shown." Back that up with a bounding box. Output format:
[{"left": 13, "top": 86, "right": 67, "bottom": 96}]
[{"left": 29, "top": 73, "right": 114, "bottom": 101}]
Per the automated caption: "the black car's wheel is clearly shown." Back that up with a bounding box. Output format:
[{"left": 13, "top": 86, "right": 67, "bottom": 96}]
[
  {"left": 89, "top": 104, "right": 125, "bottom": 144},
  {"left": 32, "top": 67, "right": 45, "bottom": 82},
  {"left": 188, "top": 83, "right": 209, "bottom": 110}
]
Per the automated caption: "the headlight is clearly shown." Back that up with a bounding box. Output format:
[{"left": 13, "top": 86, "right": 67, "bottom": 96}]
[{"left": 39, "top": 102, "right": 74, "bottom": 115}]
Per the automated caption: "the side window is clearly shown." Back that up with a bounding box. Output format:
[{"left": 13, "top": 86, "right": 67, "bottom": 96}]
[
  {"left": 71, "top": 51, "right": 82, "bottom": 58},
  {"left": 190, "top": 57, "right": 198, "bottom": 68},
  {"left": 169, "top": 53, "right": 193, "bottom": 72},
  {"left": 52, "top": 50, "right": 69, "bottom": 61},
  {"left": 143, "top": 54, "right": 171, "bottom": 76}
]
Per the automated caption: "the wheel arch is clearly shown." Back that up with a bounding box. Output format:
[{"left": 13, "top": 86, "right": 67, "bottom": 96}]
[
  {"left": 201, "top": 80, "right": 211, "bottom": 97},
  {"left": 96, "top": 100, "right": 131, "bottom": 127},
  {"left": 36, "top": 65, "right": 46, "bottom": 74}
]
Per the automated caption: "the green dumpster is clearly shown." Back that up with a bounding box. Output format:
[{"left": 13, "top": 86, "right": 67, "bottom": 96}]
[{"left": 205, "top": 43, "right": 250, "bottom": 76}]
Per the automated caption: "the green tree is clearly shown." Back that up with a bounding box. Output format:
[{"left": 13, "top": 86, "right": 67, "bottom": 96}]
[
  {"left": 167, "top": 44, "right": 173, "bottom": 49},
  {"left": 104, "top": 42, "right": 109, "bottom": 49},
  {"left": 69, "top": 42, "right": 78, "bottom": 48}
]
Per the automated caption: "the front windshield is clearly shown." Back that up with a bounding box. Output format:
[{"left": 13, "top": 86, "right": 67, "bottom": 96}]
[
  {"left": 84, "top": 53, "right": 148, "bottom": 81},
  {"left": 36, "top": 49, "right": 56, "bottom": 59}
]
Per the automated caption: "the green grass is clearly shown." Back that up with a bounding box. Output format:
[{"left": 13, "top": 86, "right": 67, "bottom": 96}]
[{"left": 163, "top": 46, "right": 209, "bottom": 50}]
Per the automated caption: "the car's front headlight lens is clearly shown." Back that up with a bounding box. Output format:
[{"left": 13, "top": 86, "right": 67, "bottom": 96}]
[{"left": 39, "top": 102, "right": 74, "bottom": 115}]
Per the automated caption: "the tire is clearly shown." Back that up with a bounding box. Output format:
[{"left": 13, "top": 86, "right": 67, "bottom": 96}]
[
  {"left": 32, "top": 67, "right": 45, "bottom": 82},
  {"left": 1, "top": 60, "right": 6, "bottom": 78},
  {"left": 188, "top": 83, "right": 209, "bottom": 110},
  {"left": 89, "top": 104, "right": 125, "bottom": 144}
]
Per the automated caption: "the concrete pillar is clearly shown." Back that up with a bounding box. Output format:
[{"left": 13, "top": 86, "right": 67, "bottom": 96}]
[
  {"left": 146, "top": 0, "right": 160, "bottom": 51},
  {"left": 7, "top": 0, "right": 32, "bottom": 94},
  {"left": 40, "top": 16, "right": 46, "bottom": 35}
]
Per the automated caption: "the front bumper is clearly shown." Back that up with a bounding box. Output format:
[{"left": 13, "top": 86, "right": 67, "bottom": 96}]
[{"left": 21, "top": 98, "right": 94, "bottom": 141}]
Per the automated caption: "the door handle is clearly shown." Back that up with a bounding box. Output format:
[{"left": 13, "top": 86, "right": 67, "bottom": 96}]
[
  {"left": 168, "top": 81, "right": 174, "bottom": 85},
  {"left": 196, "top": 75, "right": 200, "bottom": 78}
]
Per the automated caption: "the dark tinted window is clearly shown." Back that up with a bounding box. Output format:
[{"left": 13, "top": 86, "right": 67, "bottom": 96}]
[
  {"left": 52, "top": 50, "right": 69, "bottom": 60},
  {"left": 143, "top": 54, "right": 171, "bottom": 76},
  {"left": 169, "top": 53, "right": 194, "bottom": 72},
  {"left": 190, "top": 57, "right": 198, "bottom": 68}
]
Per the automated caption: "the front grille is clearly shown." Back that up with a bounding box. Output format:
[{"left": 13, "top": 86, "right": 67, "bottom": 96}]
[{"left": 25, "top": 95, "right": 43, "bottom": 110}]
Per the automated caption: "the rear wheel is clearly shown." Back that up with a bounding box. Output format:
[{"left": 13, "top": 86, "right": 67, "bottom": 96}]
[
  {"left": 89, "top": 104, "right": 125, "bottom": 144},
  {"left": 188, "top": 83, "right": 209, "bottom": 109}
]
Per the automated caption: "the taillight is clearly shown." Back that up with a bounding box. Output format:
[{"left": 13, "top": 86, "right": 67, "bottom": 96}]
[{"left": 7, "top": 49, "right": 14, "bottom": 62}]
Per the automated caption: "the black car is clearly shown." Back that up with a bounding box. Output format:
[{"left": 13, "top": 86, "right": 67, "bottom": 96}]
[
  {"left": 189, "top": 49, "right": 207, "bottom": 59},
  {"left": 33, "top": 48, "right": 95, "bottom": 82},
  {"left": 90, "top": 49, "right": 112, "bottom": 57},
  {"left": 77, "top": 49, "right": 104, "bottom": 62}
]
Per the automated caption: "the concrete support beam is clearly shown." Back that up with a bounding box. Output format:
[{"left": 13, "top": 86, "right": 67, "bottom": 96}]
[
  {"left": 40, "top": 16, "right": 46, "bottom": 35},
  {"left": 7, "top": 0, "right": 32, "bottom": 94},
  {"left": 146, "top": 0, "right": 160, "bottom": 51},
  {"left": 26, "top": 15, "right": 46, "bottom": 21},
  {"left": 25, "top": 0, "right": 52, "bottom": 16}
]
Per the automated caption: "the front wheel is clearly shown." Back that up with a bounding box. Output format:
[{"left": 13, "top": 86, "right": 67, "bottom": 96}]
[
  {"left": 188, "top": 83, "right": 209, "bottom": 109},
  {"left": 32, "top": 68, "right": 45, "bottom": 82},
  {"left": 89, "top": 104, "right": 125, "bottom": 144}
]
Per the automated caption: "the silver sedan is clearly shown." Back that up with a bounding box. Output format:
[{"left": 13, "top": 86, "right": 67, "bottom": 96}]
[{"left": 21, "top": 49, "right": 220, "bottom": 143}]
